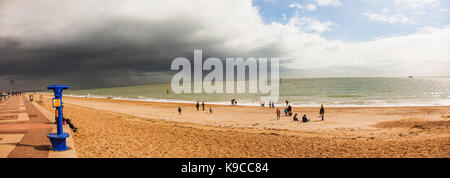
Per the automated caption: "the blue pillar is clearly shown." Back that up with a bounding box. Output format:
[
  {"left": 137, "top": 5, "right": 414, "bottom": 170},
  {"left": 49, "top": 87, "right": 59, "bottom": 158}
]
[{"left": 47, "top": 85, "right": 71, "bottom": 151}]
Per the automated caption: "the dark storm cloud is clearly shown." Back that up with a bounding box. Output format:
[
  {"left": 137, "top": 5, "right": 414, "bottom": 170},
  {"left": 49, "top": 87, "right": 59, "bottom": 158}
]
[
  {"left": 0, "top": 14, "right": 284, "bottom": 91},
  {"left": 0, "top": 6, "right": 287, "bottom": 91}
]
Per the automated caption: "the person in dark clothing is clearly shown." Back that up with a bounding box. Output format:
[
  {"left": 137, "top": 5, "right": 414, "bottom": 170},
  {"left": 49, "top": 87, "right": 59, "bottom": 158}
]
[
  {"left": 62, "top": 118, "right": 78, "bottom": 133},
  {"left": 196, "top": 101, "right": 199, "bottom": 111},
  {"left": 209, "top": 107, "right": 213, "bottom": 113},
  {"left": 293, "top": 113, "right": 299, "bottom": 122},
  {"left": 202, "top": 101, "right": 205, "bottom": 111},
  {"left": 302, "top": 114, "right": 309, "bottom": 123},
  {"left": 320, "top": 104, "right": 325, "bottom": 121},
  {"left": 287, "top": 105, "right": 293, "bottom": 116},
  {"left": 178, "top": 107, "right": 182, "bottom": 116}
]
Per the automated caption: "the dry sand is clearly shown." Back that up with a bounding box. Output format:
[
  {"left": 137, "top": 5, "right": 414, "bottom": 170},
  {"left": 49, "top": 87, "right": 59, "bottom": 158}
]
[{"left": 37, "top": 94, "right": 449, "bottom": 158}]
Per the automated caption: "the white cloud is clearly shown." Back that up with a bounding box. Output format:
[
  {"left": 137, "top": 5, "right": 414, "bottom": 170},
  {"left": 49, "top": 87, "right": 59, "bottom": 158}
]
[
  {"left": 288, "top": 17, "right": 335, "bottom": 34},
  {"left": 306, "top": 4, "right": 317, "bottom": 11},
  {"left": 363, "top": 12, "right": 415, "bottom": 24},
  {"left": 289, "top": 3, "right": 316, "bottom": 11},
  {"left": 1, "top": 0, "right": 448, "bottom": 78},
  {"left": 315, "top": 0, "right": 342, "bottom": 7},
  {"left": 394, "top": 0, "right": 440, "bottom": 9},
  {"left": 289, "top": 3, "right": 303, "bottom": 9}
]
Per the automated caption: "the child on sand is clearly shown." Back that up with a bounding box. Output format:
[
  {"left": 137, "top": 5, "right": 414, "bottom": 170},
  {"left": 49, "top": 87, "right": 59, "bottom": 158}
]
[
  {"left": 276, "top": 108, "right": 281, "bottom": 120},
  {"left": 293, "top": 113, "right": 299, "bottom": 122},
  {"left": 209, "top": 107, "right": 213, "bottom": 113},
  {"left": 302, "top": 114, "right": 309, "bottom": 123}
]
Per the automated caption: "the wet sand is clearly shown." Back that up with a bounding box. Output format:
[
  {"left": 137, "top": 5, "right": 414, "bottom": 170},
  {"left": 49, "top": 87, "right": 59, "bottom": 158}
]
[{"left": 37, "top": 94, "right": 450, "bottom": 158}]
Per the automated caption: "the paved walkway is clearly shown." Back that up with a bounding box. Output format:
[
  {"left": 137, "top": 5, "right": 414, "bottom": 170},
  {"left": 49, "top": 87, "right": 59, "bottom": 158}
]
[{"left": 0, "top": 95, "right": 77, "bottom": 158}]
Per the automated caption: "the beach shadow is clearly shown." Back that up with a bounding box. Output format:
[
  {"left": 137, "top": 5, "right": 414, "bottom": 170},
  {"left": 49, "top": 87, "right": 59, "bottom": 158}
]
[
  {"left": 33, "top": 145, "right": 51, "bottom": 151},
  {"left": 311, "top": 120, "right": 324, "bottom": 123},
  {"left": 17, "top": 143, "right": 51, "bottom": 151},
  {"left": 0, "top": 142, "right": 51, "bottom": 151}
]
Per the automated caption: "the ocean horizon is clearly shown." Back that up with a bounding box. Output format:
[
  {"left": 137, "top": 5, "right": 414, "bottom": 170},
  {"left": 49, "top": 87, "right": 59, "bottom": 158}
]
[{"left": 42, "top": 77, "right": 450, "bottom": 107}]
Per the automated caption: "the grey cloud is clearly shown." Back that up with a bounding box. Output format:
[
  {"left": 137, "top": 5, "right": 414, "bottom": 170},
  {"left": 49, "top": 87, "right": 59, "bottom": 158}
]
[{"left": 0, "top": 12, "right": 285, "bottom": 91}]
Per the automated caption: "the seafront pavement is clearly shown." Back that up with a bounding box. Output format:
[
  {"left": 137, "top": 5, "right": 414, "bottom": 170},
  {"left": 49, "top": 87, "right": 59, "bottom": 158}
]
[{"left": 0, "top": 95, "right": 77, "bottom": 158}]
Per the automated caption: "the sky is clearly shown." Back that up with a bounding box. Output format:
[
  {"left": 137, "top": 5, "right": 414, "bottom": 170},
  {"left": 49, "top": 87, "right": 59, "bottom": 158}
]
[
  {"left": 0, "top": 0, "right": 449, "bottom": 91},
  {"left": 254, "top": 0, "right": 449, "bottom": 41}
]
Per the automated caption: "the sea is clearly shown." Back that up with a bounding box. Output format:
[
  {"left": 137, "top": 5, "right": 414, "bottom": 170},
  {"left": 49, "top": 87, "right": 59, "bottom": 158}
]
[{"left": 62, "top": 77, "right": 450, "bottom": 107}]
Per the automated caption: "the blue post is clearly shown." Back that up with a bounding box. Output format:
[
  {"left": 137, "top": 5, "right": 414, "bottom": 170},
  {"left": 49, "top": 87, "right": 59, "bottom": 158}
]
[{"left": 47, "top": 85, "right": 71, "bottom": 151}]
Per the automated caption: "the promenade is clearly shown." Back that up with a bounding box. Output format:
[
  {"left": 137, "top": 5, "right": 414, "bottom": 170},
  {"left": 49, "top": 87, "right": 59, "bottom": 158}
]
[{"left": 0, "top": 95, "right": 76, "bottom": 158}]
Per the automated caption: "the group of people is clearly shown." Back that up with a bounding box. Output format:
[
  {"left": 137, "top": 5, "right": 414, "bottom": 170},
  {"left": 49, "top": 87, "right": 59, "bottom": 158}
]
[
  {"left": 0, "top": 91, "right": 23, "bottom": 102},
  {"left": 276, "top": 101, "right": 326, "bottom": 123},
  {"left": 292, "top": 113, "right": 309, "bottom": 123},
  {"left": 177, "top": 99, "right": 326, "bottom": 124},
  {"left": 275, "top": 105, "right": 292, "bottom": 120},
  {"left": 178, "top": 101, "right": 213, "bottom": 116},
  {"left": 260, "top": 101, "right": 275, "bottom": 108},
  {"left": 195, "top": 101, "right": 205, "bottom": 111}
]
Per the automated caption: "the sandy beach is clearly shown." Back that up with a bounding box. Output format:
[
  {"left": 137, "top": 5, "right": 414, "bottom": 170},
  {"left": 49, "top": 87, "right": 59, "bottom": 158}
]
[{"left": 37, "top": 94, "right": 449, "bottom": 158}]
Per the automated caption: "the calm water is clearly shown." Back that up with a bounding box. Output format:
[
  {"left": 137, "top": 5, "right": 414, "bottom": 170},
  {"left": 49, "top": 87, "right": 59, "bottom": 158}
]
[{"left": 63, "top": 77, "right": 450, "bottom": 107}]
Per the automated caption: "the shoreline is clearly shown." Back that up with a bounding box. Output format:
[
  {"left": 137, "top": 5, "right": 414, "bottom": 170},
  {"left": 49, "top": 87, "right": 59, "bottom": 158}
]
[{"left": 33, "top": 92, "right": 450, "bottom": 108}]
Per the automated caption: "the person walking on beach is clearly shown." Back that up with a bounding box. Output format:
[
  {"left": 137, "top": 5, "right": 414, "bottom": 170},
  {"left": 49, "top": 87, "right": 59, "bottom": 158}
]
[
  {"left": 319, "top": 104, "right": 325, "bottom": 121},
  {"left": 209, "top": 107, "right": 213, "bottom": 113},
  {"left": 178, "top": 107, "right": 182, "bottom": 116},
  {"left": 276, "top": 108, "right": 281, "bottom": 120},
  {"left": 196, "top": 101, "right": 199, "bottom": 111},
  {"left": 202, "top": 101, "right": 205, "bottom": 111},
  {"left": 166, "top": 82, "right": 169, "bottom": 94}
]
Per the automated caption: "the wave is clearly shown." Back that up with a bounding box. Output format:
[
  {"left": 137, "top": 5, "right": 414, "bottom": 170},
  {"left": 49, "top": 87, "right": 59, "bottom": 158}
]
[
  {"left": 63, "top": 93, "right": 450, "bottom": 107},
  {"left": 326, "top": 94, "right": 363, "bottom": 98}
]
